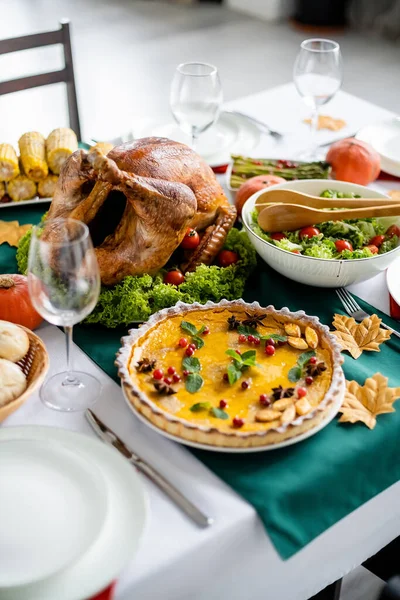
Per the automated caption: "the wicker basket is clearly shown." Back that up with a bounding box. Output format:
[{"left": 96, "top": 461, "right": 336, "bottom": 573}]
[{"left": 0, "top": 326, "right": 49, "bottom": 423}]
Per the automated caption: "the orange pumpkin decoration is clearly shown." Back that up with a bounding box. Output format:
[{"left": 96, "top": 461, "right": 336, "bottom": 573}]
[
  {"left": 326, "top": 138, "right": 381, "bottom": 185},
  {"left": 235, "top": 175, "right": 286, "bottom": 216},
  {"left": 0, "top": 274, "right": 43, "bottom": 330}
]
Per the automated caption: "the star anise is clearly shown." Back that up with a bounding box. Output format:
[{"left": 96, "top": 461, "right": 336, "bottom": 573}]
[
  {"left": 135, "top": 358, "right": 156, "bottom": 373},
  {"left": 241, "top": 312, "right": 267, "bottom": 329},
  {"left": 227, "top": 315, "right": 241, "bottom": 330},
  {"left": 271, "top": 385, "right": 295, "bottom": 401},
  {"left": 153, "top": 381, "right": 176, "bottom": 396},
  {"left": 306, "top": 362, "right": 327, "bottom": 377}
]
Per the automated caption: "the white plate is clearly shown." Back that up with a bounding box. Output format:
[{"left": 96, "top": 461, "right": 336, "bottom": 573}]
[
  {"left": 0, "top": 426, "right": 148, "bottom": 600},
  {"left": 0, "top": 438, "right": 108, "bottom": 587},
  {"left": 0, "top": 196, "right": 51, "bottom": 209},
  {"left": 387, "top": 255, "right": 400, "bottom": 307},
  {"left": 357, "top": 119, "right": 400, "bottom": 178},
  {"left": 121, "top": 378, "right": 345, "bottom": 454},
  {"left": 134, "top": 113, "right": 260, "bottom": 167}
]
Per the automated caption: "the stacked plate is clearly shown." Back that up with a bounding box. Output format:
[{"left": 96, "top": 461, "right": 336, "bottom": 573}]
[
  {"left": 357, "top": 118, "right": 400, "bottom": 177},
  {"left": 0, "top": 426, "right": 147, "bottom": 600}
]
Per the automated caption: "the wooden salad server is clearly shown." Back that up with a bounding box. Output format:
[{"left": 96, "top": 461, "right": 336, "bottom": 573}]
[
  {"left": 255, "top": 189, "right": 396, "bottom": 211},
  {"left": 257, "top": 202, "right": 400, "bottom": 233}
]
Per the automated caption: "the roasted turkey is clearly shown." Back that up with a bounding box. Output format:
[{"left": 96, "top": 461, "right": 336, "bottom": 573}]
[{"left": 44, "top": 137, "right": 236, "bottom": 285}]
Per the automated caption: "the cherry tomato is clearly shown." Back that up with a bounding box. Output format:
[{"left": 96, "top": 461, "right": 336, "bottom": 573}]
[
  {"left": 369, "top": 235, "right": 385, "bottom": 248},
  {"left": 386, "top": 225, "right": 400, "bottom": 239},
  {"left": 335, "top": 239, "right": 353, "bottom": 253},
  {"left": 217, "top": 250, "right": 239, "bottom": 267},
  {"left": 365, "top": 244, "right": 379, "bottom": 255},
  {"left": 299, "top": 226, "right": 320, "bottom": 240},
  {"left": 181, "top": 228, "right": 200, "bottom": 250},
  {"left": 291, "top": 250, "right": 301, "bottom": 254},
  {"left": 271, "top": 232, "right": 286, "bottom": 241},
  {"left": 164, "top": 270, "right": 185, "bottom": 286}
]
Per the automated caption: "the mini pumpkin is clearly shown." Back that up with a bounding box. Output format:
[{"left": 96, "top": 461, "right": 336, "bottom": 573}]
[
  {"left": 0, "top": 274, "right": 43, "bottom": 330},
  {"left": 235, "top": 175, "right": 286, "bottom": 217},
  {"left": 326, "top": 138, "right": 381, "bottom": 185}
]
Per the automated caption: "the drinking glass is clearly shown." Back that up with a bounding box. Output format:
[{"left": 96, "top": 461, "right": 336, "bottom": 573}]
[
  {"left": 28, "top": 218, "right": 101, "bottom": 412},
  {"left": 170, "top": 62, "right": 223, "bottom": 149},
  {"left": 294, "top": 39, "right": 342, "bottom": 157}
]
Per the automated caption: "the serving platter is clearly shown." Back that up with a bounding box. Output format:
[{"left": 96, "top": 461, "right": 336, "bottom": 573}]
[
  {"left": 357, "top": 119, "right": 400, "bottom": 178},
  {"left": 0, "top": 196, "right": 52, "bottom": 209}
]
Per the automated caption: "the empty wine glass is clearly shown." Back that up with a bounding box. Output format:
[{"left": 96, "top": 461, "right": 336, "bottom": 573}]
[
  {"left": 28, "top": 218, "right": 101, "bottom": 412},
  {"left": 294, "top": 39, "right": 342, "bottom": 158},
  {"left": 170, "top": 62, "right": 223, "bottom": 149}
]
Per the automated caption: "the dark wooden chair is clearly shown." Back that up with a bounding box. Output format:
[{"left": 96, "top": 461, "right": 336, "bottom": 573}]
[{"left": 0, "top": 19, "right": 81, "bottom": 140}]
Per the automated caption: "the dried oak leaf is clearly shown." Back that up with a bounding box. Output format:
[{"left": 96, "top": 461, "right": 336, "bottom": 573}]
[
  {"left": 339, "top": 373, "right": 400, "bottom": 429},
  {"left": 332, "top": 313, "right": 391, "bottom": 359},
  {"left": 0, "top": 220, "right": 32, "bottom": 247}
]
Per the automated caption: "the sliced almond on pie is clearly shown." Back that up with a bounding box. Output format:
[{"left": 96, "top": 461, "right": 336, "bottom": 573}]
[
  {"left": 281, "top": 404, "right": 296, "bottom": 424},
  {"left": 305, "top": 326, "right": 318, "bottom": 349},
  {"left": 295, "top": 397, "right": 312, "bottom": 416},
  {"left": 288, "top": 336, "right": 308, "bottom": 350},
  {"left": 255, "top": 408, "right": 282, "bottom": 422},
  {"left": 284, "top": 323, "right": 301, "bottom": 337},
  {"left": 273, "top": 397, "right": 294, "bottom": 411}
]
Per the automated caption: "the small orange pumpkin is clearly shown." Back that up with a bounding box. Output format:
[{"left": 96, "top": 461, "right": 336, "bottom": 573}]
[
  {"left": 235, "top": 175, "right": 286, "bottom": 216},
  {"left": 326, "top": 138, "right": 381, "bottom": 185},
  {"left": 0, "top": 274, "right": 43, "bottom": 330}
]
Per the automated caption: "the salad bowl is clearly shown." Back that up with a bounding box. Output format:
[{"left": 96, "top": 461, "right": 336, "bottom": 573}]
[{"left": 241, "top": 179, "right": 400, "bottom": 288}]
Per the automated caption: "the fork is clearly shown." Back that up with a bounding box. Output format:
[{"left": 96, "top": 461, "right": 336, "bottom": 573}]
[
  {"left": 222, "top": 109, "right": 283, "bottom": 139},
  {"left": 336, "top": 288, "right": 400, "bottom": 340}
]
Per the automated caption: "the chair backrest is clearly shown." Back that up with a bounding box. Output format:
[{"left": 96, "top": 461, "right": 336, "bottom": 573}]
[{"left": 0, "top": 20, "right": 81, "bottom": 140}]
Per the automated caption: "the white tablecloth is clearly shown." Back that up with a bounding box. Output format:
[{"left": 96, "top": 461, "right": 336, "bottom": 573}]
[{"left": 3, "top": 86, "right": 400, "bottom": 600}]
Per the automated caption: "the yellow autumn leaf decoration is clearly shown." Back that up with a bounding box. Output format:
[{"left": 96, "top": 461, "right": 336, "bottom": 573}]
[
  {"left": 332, "top": 313, "right": 391, "bottom": 359},
  {"left": 339, "top": 374, "right": 400, "bottom": 429},
  {"left": 0, "top": 220, "right": 32, "bottom": 247}
]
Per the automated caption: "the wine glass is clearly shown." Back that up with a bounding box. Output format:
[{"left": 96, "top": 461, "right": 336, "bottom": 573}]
[
  {"left": 294, "top": 39, "right": 343, "bottom": 158},
  {"left": 170, "top": 62, "right": 223, "bottom": 150},
  {"left": 28, "top": 218, "right": 101, "bottom": 412}
]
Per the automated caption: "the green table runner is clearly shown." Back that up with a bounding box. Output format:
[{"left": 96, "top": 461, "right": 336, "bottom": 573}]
[{"left": 2, "top": 204, "right": 400, "bottom": 559}]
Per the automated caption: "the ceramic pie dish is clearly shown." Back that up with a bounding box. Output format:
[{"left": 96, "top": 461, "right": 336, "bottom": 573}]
[{"left": 116, "top": 300, "right": 345, "bottom": 449}]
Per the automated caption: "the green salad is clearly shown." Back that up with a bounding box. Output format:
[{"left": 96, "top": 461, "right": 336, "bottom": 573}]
[{"left": 251, "top": 189, "right": 400, "bottom": 260}]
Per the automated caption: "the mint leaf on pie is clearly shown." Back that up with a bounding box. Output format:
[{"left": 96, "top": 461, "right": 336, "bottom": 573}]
[
  {"left": 226, "top": 348, "right": 243, "bottom": 361},
  {"left": 261, "top": 333, "right": 287, "bottom": 343},
  {"left": 227, "top": 364, "right": 242, "bottom": 385},
  {"left": 237, "top": 324, "right": 260, "bottom": 338},
  {"left": 298, "top": 350, "right": 316, "bottom": 367},
  {"left": 288, "top": 365, "right": 302, "bottom": 382},
  {"left": 210, "top": 407, "right": 229, "bottom": 420},
  {"left": 185, "top": 373, "right": 204, "bottom": 393},
  {"left": 190, "top": 401, "right": 210, "bottom": 412},
  {"left": 180, "top": 320, "right": 198, "bottom": 336},
  {"left": 182, "top": 356, "right": 201, "bottom": 373},
  {"left": 192, "top": 335, "right": 204, "bottom": 350},
  {"left": 240, "top": 350, "right": 257, "bottom": 366}
]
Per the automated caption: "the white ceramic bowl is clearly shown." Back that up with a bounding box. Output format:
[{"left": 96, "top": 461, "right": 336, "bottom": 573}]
[{"left": 241, "top": 179, "right": 400, "bottom": 288}]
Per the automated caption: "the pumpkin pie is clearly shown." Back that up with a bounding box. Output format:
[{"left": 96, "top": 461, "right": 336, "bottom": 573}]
[{"left": 116, "top": 300, "right": 345, "bottom": 448}]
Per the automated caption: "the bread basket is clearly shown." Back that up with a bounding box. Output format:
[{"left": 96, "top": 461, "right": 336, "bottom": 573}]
[{"left": 0, "top": 326, "right": 49, "bottom": 423}]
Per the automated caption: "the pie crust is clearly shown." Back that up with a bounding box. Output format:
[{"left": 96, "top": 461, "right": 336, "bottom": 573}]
[{"left": 116, "top": 300, "right": 345, "bottom": 448}]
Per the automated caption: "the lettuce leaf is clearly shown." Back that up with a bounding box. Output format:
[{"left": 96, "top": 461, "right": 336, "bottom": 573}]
[
  {"left": 318, "top": 221, "right": 366, "bottom": 248},
  {"left": 379, "top": 235, "right": 399, "bottom": 254},
  {"left": 303, "top": 238, "right": 336, "bottom": 258},
  {"left": 340, "top": 247, "right": 374, "bottom": 259},
  {"left": 274, "top": 238, "right": 303, "bottom": 252}
]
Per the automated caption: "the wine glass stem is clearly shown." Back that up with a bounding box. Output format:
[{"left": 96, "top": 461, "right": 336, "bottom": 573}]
[
  {"left": 310, "top": 106, "right": 318, "bottom": 154},
  {"left": 191, "top": 132, "right": 198, "bottom": 151},
  {"left": 63, "top": 325, "right": 78, "bottom": 386}
]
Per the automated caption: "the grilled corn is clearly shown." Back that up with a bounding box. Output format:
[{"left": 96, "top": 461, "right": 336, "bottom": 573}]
[
  {"left": 7, "top": 176, "right": 37, "bottom": 202},
  {"left": 46, "top": 128, "right": 78, "bottom": 174},
  {"left": 0, "top": 144, "right": 19, "bottom": 182},
  {"left": 19, "top": 132, "right": 48, "bottom": 181},
  {"left": 0, "top": 181, "right": 5, "bottom": 200},
  {"left": 38, "top": 174, "right": 58, "bottom": 198}
]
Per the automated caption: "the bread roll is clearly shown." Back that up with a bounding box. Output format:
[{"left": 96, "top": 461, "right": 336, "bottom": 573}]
[
  {"left": 0, "top": 358, "right": 27, "bottom": 406},
  {"left": 0, "top": 321, "right": 29, "bottom": 362}
]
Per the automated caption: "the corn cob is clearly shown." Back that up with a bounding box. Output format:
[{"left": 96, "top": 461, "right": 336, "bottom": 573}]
[
  {"left": 90, "top": 142, "right": 114, "bottom": 155},
  {"left": 46, "top": 128, "right": 78, "bottom": 174},
  {"left": 7, "top": 176, "right": 37, "bottom": 202},
  {"left": 38, "top": 174, "right": 58, "bottom": 198},
  {"left": 19, "top": 132, "right": 48, "bottom": 181},
  {"left": 0, "top": 144, "right": 19, "bottom": 182},
  {"left": 0, "top": 181, "right": 5, "bottom": 200}
]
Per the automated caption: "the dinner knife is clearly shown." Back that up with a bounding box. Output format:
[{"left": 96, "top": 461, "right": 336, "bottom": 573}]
[{"left": 85, "top": 410, "right": 213, "bottom": 528}]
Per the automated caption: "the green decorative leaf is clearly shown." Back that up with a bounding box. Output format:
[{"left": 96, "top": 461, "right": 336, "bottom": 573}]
[
  {"left": 182, "top": 356, "right": 201, "bottom": 373},
  {"left": 237, "top": 324, "right": 260, "bottom": 338},
  {"left": 226, "top": 348, "right": 243, "bottom": 362},
  {"left": 210, "top": 407, "right": 229, "bottom": 420},
  {"left": 197, "top": 325, "right": 206, "bottom": 335},
  {"left": 192, "top": 335, "right": 204, "bottom": 350},
  {"left": 180, "top": 320, "right": 198, "bottom": 336},
  {"left": 240, "top": 350, "right": 257, "bottom": 366},
  {"left": 261, "top": 333, "right": 287, "bottom": 343},
  {"left": 288, "top": 365, "right": 302, "bottom": 383},
  {"left": 185, "top": 373, "right": 204, "bottom": 393},
  {"left": 298, "top": 350, "right": 316, "bottom": 367},
  {"left": 190, "top": 401, "right": 210, "bottom": 412},
  {"left": 227, "top": 364, "right": 242, "bottom": 385}
]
